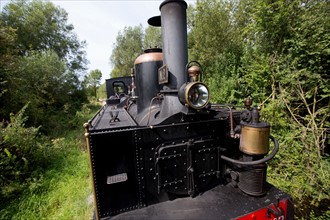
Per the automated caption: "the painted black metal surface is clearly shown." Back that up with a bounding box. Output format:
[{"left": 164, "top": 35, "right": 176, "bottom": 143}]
[
  {"left": 88, "top": 111, "right": 229, "bottom": 219},
  {"left": 108, "top": 183, "right": 293, "bottom": 220},
  {"left": 89, "top": 106, "right": 137, "bottom": 131}
]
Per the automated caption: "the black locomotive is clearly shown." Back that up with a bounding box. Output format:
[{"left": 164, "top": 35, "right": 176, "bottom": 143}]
[{"left": 84, "top": 1, "right": 294, "bottom": 219}]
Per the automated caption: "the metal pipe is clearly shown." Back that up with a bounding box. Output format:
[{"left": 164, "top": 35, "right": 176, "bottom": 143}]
[{"left": 220, "top": 136, "right": 279, "bottom": 165}]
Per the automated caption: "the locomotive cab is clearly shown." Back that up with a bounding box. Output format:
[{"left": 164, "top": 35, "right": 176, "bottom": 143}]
[{"left": 84, "top": 0, "right": 294, "bottom": 219}]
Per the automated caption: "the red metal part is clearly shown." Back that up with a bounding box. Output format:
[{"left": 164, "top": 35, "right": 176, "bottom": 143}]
[{"left": 236, "top": 199, "right": 290, "bottom": 220}]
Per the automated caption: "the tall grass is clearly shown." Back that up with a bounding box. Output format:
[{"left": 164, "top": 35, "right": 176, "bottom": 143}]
[
  {"left": 0, "top": 102, "right": 101, "bottom": 220},
  {"left": 0, "top": 147, "right": 93, "bottom": 219}
]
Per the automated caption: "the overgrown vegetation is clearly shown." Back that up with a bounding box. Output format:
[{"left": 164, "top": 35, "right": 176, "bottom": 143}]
[
  {"left": 0, "top": 0, "right": 100, "bottom": 218},
  {"left": 0, "top": 101, "right": 99, "bottom": 219}
]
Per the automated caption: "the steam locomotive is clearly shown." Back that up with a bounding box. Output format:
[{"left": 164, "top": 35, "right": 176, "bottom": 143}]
[{"left": 84, "top": 1, "right": 294, "bottom": 219}]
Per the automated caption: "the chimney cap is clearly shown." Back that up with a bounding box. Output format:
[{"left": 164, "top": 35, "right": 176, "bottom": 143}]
[{"left": 148, "top": 16, "right": 161, "bottom": 27}]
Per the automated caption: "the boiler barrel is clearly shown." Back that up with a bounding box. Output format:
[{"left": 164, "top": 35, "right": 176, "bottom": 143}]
[{"left": 134, "top": 48, "right": 163, "bottom": 114}]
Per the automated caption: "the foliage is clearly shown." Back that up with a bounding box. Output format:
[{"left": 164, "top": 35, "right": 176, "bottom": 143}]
[
  {"left": 1, "top": 50, "right": 87, "bottom": 133},
  {"left": 0, "top": 100, "right": 100, "bottom": 219},
  {"left": 0, "top": 104, "right": 48, "bottom": 201},
  {"left": 0, "top": 0, "right": 88, "bottom": 133},
  {"left": 310, "top": 209, "right": 330, "bottom": 220},
  {"left": 188, "top": 0, "right": 244, "bottom": 105},
  {"left": 0, "top": 20, "right": 17, "bottom": 102},
  {"left": 204, "top": 52, "right": 242, "bottom": 104},
  {"left": 189, "top": 0, "right": 240, "bottom": 67},
  {"left": 143, "top": 26, "right": 162, "bottom": 49},
  {"left": 0, "top": 0, "right": 87, "bottom": 72},
  {"left": 109, "top": 24, "right": 162, "bottom": 79},
  {"left": 110, "top": 25, "right": 144, "bottom": 78},
  {"left": 83, "top": 69, "right": 103, "bottom": 98},
  {"left": 0, "top": 149, "right": 93, "bottom": 220},
  {"left": 0, "top": 1, "right": 96, "bottom": 218},
  {"left": 97, "top": 82, "right": 107, "bottom": 100},
  {"left": 0, "top": 102, "right": 101, "bottom": 219}
]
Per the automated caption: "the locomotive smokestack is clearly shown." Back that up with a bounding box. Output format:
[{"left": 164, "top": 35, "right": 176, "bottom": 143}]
[
  {"left": 160, "top": 0, "right": 188, "bottom": 89},
  {"left": 156, "top": 0, "right": 189, "bottom": 120}
]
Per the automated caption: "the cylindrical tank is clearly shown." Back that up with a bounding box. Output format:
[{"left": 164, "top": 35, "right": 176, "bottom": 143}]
[
  {"left": 134, "top": 48, "right": 163, "bottom": 114},
  {"left": 239, "top": 122, "right": 270, "bottom": 155},
  {"left": 237, "top": 163, "right": 268, "bottom": 196}
]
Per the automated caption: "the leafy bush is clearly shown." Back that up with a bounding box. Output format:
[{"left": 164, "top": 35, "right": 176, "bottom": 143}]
[{"left": 0, "top": 104, "right": 50, "bottom": 201}]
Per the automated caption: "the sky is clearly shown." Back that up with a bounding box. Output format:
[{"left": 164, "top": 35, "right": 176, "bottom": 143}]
[{"left": 0, "top": 0, "right": 196, "bottom": 84}]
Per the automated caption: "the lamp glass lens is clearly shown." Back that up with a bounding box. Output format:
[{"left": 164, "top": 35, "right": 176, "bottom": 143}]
[{"left": 188, "top": 84, "right": 208, "bottom": 108}]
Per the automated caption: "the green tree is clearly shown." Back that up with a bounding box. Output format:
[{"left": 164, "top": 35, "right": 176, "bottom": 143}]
[
  {"left": 188, "top": 0, "right": 244, "bottom": 104},
  {"left": 189, "top": 0, "right": 238, "bottom": 67},
  {"left": 0, "top": 0, "right": 88, "bottom": 132},
  {"left": 272, "top": 2, "right": 330, "bottom": 215},
  {"left": 0, "top": 0, "right": 87, "bottom": 73},
  {"left": 110, "top": 25, "right": 143, "bottom": 78},
  {"left": 143, "top": 26, "right": 162, "bottom": 50},
  {"left": 83, "top": 69, "right": 103, "bottom": 98},
  {"left": 12, "top": 50, "right": 84, "bottom": 131},
  {"left": 0, "top": 20, "right": 17, "bottom": 109},
  {"left": 109, "top": 24, "right": 163, "bottom": 79}
]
